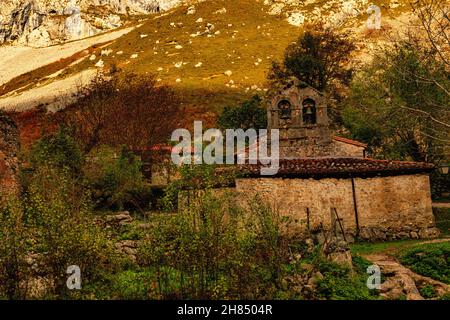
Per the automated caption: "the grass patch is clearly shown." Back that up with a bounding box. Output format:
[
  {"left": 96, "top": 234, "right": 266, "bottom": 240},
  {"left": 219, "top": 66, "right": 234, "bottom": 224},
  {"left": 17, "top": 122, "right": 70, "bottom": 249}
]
[
  {"left": 350, "top": 239, "right": 423, "bottom": 255},
  {"left": 399, "top": 242, "right": 450, "bottom": 284}
]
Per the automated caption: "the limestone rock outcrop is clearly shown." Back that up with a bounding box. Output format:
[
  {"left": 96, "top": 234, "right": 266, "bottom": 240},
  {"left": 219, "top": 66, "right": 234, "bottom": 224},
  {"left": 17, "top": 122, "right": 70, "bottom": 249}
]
[{"left": 0, "top": 0, "right": 182, "bottom": 47}]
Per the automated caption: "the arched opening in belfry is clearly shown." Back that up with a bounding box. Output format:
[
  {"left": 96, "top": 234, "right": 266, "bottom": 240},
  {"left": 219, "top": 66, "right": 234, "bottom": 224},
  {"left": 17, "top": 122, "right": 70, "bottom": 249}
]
[
  {"left": 278, "top": 99, "right": 292, "bottom": 120},
  {"left": 302, "top": 98, "right": 317, "bottom": 125}
]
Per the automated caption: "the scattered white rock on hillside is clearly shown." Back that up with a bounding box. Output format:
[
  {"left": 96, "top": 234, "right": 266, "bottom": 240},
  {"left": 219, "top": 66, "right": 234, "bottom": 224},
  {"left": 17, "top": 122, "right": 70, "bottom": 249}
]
[{"left": 287, "top": 12, "right": 305, "bottom": 26}]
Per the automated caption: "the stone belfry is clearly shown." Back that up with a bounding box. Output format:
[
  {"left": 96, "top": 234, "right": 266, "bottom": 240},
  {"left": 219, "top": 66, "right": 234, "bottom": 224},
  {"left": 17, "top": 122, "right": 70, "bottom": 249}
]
[{"left": 267, "top": 83, "right": 332, "bottom": 159}]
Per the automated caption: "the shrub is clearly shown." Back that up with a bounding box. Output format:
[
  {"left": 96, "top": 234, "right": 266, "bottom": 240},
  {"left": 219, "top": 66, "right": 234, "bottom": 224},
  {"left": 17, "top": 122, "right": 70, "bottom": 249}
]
[
  {"left": 29, "top": 127, "right": 83, "bottom": 174},
  {"left": 24, "top": 165, "right": 115, "bottom": 297},
  {"left": 61, "top": 72, "right": 180, "bottom": 154},
  {"left": 217, "top": 95, "right": 267, "bottom": 131},
  {"left": 138, "top": 185, "right": 289, "bottom": 299},
  {"left": 314, "top": 255, "right": 376, "bottom": 300},
  {"left": 419, "top": 284, "right": 437, "bottom": 299},
  {"left": 0, "top": 199, "right": 30, "bottom": 299},
  {"left": 110, "top": 270, "right": 152, "bottom": 300},
  {"left": 84, "top": 146, "right": 149, "bottom": 211},
  {"left": 400, "top": 242, "right": 450, "bottom": 284}
]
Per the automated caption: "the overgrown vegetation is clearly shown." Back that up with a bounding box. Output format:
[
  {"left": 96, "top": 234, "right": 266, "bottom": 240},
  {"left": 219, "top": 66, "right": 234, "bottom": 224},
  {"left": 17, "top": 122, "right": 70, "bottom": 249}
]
[
  {"left": 1, "top": 1, "right": 448, "bottom": 301},
  {"left": 217, "top": 95, "right": 267, "bottom": 131},
  {"left": 60, "top": 72, "right": 180, "bottom": 154},
  {"left": 1, "top": 138, "right": 115, "bottom": 299},
  {"left": 268, "top": 24, "right": 355, "bottom": 92},
  {"left": 399, "top": 242, "right": 450, "bottom": 284},
  {"left": 434, "top": 208, "right": 450, "bottom": 236},
  {"left": 84, "top": 146, "right": 149, "bottom": 211}
]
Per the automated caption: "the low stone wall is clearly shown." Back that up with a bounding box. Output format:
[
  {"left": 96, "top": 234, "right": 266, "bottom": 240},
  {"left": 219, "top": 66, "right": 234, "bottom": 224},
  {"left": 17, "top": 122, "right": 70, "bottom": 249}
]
[{"left": 235, "top": 174, "right": 439, "bottom": 242}]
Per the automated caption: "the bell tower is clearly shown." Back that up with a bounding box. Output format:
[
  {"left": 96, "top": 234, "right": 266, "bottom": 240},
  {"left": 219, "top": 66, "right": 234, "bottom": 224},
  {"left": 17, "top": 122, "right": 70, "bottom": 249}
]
[{"left": 268, "top": 84, "right": 332, "bottom": 158}]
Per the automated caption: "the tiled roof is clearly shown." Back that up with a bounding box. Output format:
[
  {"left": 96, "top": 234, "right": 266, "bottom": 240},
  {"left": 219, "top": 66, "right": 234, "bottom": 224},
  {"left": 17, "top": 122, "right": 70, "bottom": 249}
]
[{"left": 239, "top": 157, "right": 435, "bottom": 178}]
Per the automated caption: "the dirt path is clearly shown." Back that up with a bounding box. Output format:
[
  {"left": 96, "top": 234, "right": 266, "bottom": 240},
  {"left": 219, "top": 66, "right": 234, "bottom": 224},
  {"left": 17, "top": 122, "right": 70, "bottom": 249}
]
[{"left": 363, "top": 240, "right": 450, "bottom": 300}]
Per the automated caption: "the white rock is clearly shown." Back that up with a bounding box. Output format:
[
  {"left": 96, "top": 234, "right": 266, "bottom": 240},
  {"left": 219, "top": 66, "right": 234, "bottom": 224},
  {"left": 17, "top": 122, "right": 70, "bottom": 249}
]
[
  {"left": 224, "top": 70, "right": 233, "bottom": 77},
  {"left": 174, "top": 62, "right": 183, "bottom": 68},
  {"left": 175, "top": 44, "right": 183, "bottom": 49},
  {"left": 287, "top": 12, "right": 305, "bottom": 27},
  {"left": 176, "top": 78, "right": 181, "bottom": 83},
  {"left": 214, "top": 8, "right": 227, "bottom": 14},
  {"left": 130, "top": 54, "right": 138, "bottom": 59},
  {"left": 140, "top": 34, "right": 148, "bottom": 38},
  {"left": 101, "top": 49, "right": 112, "bottom": 56},
  {"left": 187, "top": 6, "right": 196, "bottom": 15},
  {"left": 268, "top": 3, "right": 285, "bottom": 15},
  {"left": 195, "top": 62, "right": 203, "bottom": 67},
  {"left": 95, "top": 60, "right": 104, "bottom": 68},
  {"left": 89, "top": 54, "right": 96, "bottom": 61},
  {"left": 196, "top": 18, "right": 203, "bottom": 23}
]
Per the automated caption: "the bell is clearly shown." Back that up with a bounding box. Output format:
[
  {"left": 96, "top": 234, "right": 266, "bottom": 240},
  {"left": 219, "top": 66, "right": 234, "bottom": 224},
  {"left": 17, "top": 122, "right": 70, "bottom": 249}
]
[{"left": 304, "top": 107, "right": 313, "bottom": 115}]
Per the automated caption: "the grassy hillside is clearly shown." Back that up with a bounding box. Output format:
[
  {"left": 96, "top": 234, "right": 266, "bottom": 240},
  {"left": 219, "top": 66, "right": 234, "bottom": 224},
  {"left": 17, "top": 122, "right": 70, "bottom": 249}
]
[
  {"left": 4, "top": 0, "right": 412, "bottom": 128},
  {"left": 64, "top": 0, "right": 307, "bottom": 123}
]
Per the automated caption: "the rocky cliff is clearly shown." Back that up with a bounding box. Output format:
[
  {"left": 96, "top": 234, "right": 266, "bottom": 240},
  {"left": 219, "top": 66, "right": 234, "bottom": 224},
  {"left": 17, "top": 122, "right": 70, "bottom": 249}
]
[{"left": 0, "top": 0, "right": 183, "bottom": 47}]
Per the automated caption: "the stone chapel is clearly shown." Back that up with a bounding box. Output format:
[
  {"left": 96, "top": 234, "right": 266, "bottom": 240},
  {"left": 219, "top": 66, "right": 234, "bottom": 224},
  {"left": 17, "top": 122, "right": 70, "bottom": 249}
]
[{"left": 233, "top": 83, "right": 439, "bottom": 242}]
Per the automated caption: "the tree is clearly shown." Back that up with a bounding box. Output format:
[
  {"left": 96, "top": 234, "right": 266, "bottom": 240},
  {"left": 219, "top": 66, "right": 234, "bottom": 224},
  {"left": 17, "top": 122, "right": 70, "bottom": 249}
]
[
  {"left": 412, "top": 0, "right": 449, "bottom": 69},
  {"left": 217, "top": 95, "right": 267, "bottom": 130},
  {"left": 268, "top": 24, "right": 356, "bottom": 92},
  {"left": 61, "top": 72, "right": 180, "bottom": 154},
  {"left": 342, "top": 42, "right": 449, "bottom": 163},
  {"left": 29, "top": 127, "right": 83, "bottom": 174}
]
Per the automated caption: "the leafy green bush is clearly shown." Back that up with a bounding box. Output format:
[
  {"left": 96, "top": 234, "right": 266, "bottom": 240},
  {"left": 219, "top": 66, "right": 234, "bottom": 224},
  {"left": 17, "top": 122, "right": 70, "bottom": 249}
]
[
  {"left": 138, "top": 186, "right": 289, "bottom": 299},
  {"left": 433, "top": 208, "right": 450, "bottom": 236},
  {"left": 110, "top": 270, "right": 152, "bottom": 300},
  {"left": 351, "top": 254, "right": 372, "bottom": 274},
  {"left": 84, "top": 146, "right": 150, "bottom": 211},
  {"left": 314, "top": 256, "right": 376, "bottom": 300},
  {"left": 217, "top": 95, "right": 267, "bottom": 131},
  {"left": 29, "top": 127, "right": 83, "bottom": 174},
  {"left": 419, "top": 284, "right": 437, "bottom": 299},
  {"left": 0, "top": 199, "right": 30, "bottom": 299},
  {"left": 24, "top": 165, "right": 115, "bottom": 298},
  {"left": 400, "top": 242, "right": 450, "bottom": 284}
]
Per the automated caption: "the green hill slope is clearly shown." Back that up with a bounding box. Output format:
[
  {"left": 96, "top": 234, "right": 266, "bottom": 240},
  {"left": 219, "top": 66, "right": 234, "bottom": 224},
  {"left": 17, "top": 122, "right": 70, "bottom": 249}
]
[{"left": 20, "top": 0, "right": 412, "bottom": 125}]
